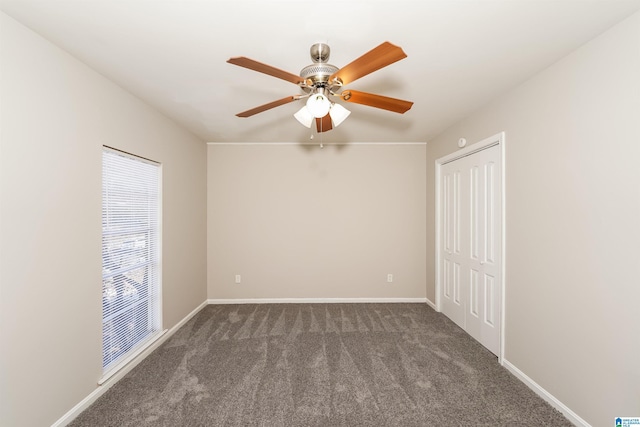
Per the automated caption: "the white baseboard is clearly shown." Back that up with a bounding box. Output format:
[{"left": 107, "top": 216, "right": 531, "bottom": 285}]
[
  {"left": 52, "top": 300, "right": 209, "bottom": 427},
  {"left": 425, "top": 298, "right": 437, "bottom": 310},
  {"left": 50, "top": 383, "right": 105, "bottom": 427},
  {"left": 207, "top": 297, "right": 428, "bottom": 304},
  {"left": 502, "top": 359, "right": 591, "bottom": 427}
]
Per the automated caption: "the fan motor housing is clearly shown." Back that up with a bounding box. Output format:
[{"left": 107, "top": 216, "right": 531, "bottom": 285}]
[
  {"left": 300, "top": 63, "right": 339, "bottom": 85},
  {"left": 301, "top": 42, "right": 341, "bottom": 89}
]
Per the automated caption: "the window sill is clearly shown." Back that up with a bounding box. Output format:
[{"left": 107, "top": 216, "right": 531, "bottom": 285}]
[{"left": 98, "top": 329, "right": 168, "bottom": 386}]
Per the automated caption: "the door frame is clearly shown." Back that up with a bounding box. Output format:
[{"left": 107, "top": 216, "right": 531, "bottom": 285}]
[{"left": 435, "top": 131, "right": 506, "bottom": 363}]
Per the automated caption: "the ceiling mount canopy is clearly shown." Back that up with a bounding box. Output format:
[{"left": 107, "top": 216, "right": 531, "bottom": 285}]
[{"left": 227, "top": 41, "right": 414, "bottom": 133}]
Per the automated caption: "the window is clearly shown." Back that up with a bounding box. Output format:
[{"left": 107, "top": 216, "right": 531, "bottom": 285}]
[{"left": 102, "top": 147, "right": 161, "bottom": 375}]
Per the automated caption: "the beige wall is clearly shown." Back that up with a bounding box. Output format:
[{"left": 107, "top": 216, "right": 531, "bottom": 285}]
[
  {"left": 208, "top": 143, "right": 427, "bottom": 300},
  {"left": 426, "top": 11, "right": 640, "bottom": 426},
  {"left": 0, "top": 13, "right": 207, "bottom": 427}
]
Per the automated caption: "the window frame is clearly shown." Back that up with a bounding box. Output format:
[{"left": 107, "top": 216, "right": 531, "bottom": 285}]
[{"left": 100, "top": 146, "right": 164, "bottom": 384}]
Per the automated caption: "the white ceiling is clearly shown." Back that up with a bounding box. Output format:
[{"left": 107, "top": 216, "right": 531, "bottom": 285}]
[{"left": 2, "top": 0, "right": 639, "bottom": 143}]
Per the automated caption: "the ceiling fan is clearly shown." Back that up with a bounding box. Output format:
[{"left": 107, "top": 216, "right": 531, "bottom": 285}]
[{"left": 227, "top": 42, "right": 414, "bottom": 133}]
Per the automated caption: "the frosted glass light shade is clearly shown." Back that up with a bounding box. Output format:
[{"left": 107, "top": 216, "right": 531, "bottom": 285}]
[
  {"left": 329, "top": 103, "right": 351, "bottom": 127},
  {"left": 306, "top": 93, "right": 331, "bottom": 118},
  {"left": 294, "top": 106, "right": 314, "bottom": 128}
]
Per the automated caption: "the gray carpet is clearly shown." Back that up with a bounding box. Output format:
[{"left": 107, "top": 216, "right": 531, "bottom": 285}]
[{"left": 70, "top": 303, "right": 571, "bottom": 426}]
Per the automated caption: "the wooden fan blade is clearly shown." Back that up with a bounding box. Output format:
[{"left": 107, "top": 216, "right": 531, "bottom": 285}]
[
  {"left": 236, "top": 96, "right": 298, "bottom": 118},
  {"left": 329, "top": 42, "right": 407, "bottom": 86},
  {"left": 315, "top": 114, "right": 332, "bottom": 133},
  {"left": 340, "top": 90, "right": 413, "bottom": 114},
  {"left": 227, "top": 57, "right": 306, "bottom": 85}
]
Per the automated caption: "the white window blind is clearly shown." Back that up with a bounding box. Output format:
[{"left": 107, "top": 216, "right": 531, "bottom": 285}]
[{"left": 102, "top": 148, "right": 161, "bottom": 374}]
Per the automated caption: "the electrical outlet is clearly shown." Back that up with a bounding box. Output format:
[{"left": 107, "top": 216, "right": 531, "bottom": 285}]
[
  {"left": 387, "top": 274, "right": 393, "bottom": 283},
  {"left": 235, "top": 275, "right": 241, "bottom": 284}
]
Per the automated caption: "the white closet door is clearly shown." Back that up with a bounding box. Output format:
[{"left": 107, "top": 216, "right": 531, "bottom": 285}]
[
  {"left": 440, "top": 144, "right": 501, "bottom": 355},
  {"left": 440, "top": 160, "right": 467, "bottom": 329}
]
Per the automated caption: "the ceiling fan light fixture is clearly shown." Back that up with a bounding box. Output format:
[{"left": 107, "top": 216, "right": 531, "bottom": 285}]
[
  {"left": 294, "top": 105, "right": 314, "bottom": 128},
  {"left": 306, "top": 93, "right": 331, "bottom": 118},
  {"left": 228, "top": 42, "right": 413, "bottom": 132},
  {"left": 329, "top": 103, "right": 350, "bottom": 127}
]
